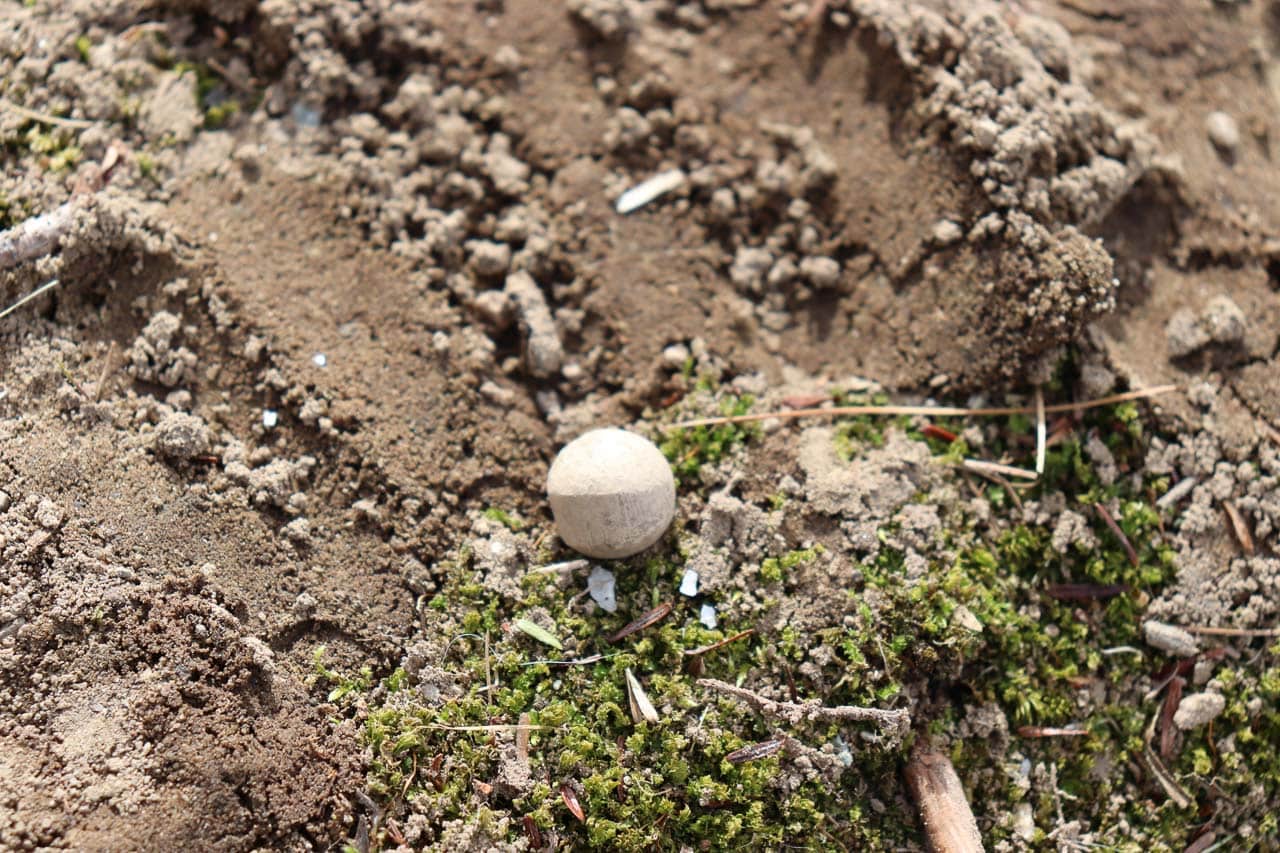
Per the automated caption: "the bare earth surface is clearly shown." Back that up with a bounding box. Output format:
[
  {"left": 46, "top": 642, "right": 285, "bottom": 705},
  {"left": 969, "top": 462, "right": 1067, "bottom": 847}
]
[{"left": 1, "top": 0, "right": 1279, "bottom": 849}]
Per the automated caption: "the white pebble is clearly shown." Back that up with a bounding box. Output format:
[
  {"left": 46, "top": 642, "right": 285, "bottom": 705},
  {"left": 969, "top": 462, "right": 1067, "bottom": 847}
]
[
  {"left": 312, "top": 353, "right": 327, "bottom": 367},
  {"left": 1206, "top": 111, "right": 1240, "bottom": 153},
  {"left": 262, "top": 409, "right": 279, "bottom": 429},
  {"left": 699, "top": 603, "right": 717, "bottom": 630},
  {"left": 679, "top": 569, "right": 698, "bottom": 597},
  {"left": 546, "top": 428, "right": 676, "bottom": 559},
  {"left": 587, "top": 565, "right": 618, "bottom": 613},
  {"left": 616, "top": 169, "right": 686, "bottom": 215}
]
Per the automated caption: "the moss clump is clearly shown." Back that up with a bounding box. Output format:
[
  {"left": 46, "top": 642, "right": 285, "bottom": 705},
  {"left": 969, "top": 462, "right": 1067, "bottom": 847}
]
[
  {"left": 759, "top": 545, "right": 822, "bottom": 584},
  {"left": 319, "top": 543, "right": 916, "bottom": 850},
  {"left": 659, "top": 392, "right": 758, "bottom": 485},
  {"left": 482, "top": 507, "right": 526, "bottom": 532},
  {"left": 830, "top": 390, "right": 909, "bottom": 460}
]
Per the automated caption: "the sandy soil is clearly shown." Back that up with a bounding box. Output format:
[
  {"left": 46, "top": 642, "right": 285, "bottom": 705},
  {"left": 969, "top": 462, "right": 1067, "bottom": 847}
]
[{"left": 1, "top": 0, "right": 1278, "bottom": 849}]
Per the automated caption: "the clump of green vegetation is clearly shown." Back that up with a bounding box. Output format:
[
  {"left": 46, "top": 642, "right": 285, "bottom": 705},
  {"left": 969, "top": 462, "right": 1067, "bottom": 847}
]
[
  {"left": 318, "top": 372, "right": 1275, "bottom": 849},
  {"left": 482, "top": 507, "right": 526, "bottom": 532},
  {"left": 759, "top": 545, "right": 822, "bottom": 584},
  {"left": 74, "top": 35, "right": 92, "bottom": 64},
  {"left": 830, "top": 389, "right": 909, "bottom": 460},
  {"left": 316, "top": 544, "right": 917, "bottom": 850},
  {"left": 3, "top": 125, "right": 83, "bottom": 172},
  {"left": 171, "top": 60, "right": 243, "bottom": 129},
  {"left": 659, "top": 392, "right": 758, "bottom": 485}
]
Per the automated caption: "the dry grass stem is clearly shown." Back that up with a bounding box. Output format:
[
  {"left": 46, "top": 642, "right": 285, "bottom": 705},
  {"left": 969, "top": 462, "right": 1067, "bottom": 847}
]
[
  {"left": 0, "top": 97, "right": 95, "bottom": 128},
  {"left": 0, "top": 278, "right": 61, "bottom": 321},
  {"left": 1034, "top": 387, "right": 1046, "bottom": 475},
  {"left": 962, "top": 458, "right": 1038, "bottom": 481},
  {"left": 667, "top": 385, "right": 1179, "bottom": 430},
  {"left": 1181, "top": 625, "right": 1280, "bottom": 638}
]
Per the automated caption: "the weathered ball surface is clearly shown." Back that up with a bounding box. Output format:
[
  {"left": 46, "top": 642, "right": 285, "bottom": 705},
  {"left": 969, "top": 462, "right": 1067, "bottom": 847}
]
[{"left": 546, "top": 428, "right": 676, "bottom": 559}]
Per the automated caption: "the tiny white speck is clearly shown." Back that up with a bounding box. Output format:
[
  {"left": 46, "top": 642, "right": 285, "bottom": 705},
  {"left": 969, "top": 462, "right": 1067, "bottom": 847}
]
[
  {"left": 312, "top": 353, "right": 327, "bottom": 367},
  {"left": 208, "top": 232, "right": 218, "bottom": 242},
  {"left": 679, "top": 569, "right": 698, "bottom": 597},
  {"left": 262, "top": 409, "right": 278, "bottom": 429},
  {"left": 699, "top": 603, "right": 717, "bottom": 630}
]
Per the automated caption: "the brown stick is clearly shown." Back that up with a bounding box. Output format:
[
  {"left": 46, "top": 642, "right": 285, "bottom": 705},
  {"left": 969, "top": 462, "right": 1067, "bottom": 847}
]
[
  {"left": 904, "top": 746, "right": 984, "bottom": 853},
  {"left": 697, "top": 677, "right": 909, "bottom": 734}
]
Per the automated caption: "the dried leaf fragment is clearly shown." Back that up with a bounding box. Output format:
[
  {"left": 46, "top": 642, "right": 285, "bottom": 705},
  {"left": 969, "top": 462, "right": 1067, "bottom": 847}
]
[
  {"left": 624, "top": 667, "right": 659, "bottom": 724},
  {"left": 513, "top": 617, "right": 563, "bottom": 651}
]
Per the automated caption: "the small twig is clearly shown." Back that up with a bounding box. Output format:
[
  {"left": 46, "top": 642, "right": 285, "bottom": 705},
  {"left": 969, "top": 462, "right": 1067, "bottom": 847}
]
[
  {"left": 93, "top": 341, "right": 118, "bottom": 401},
  {"left": 962, "top": 458, "right": 1038, "bottom": 481},
  {"left": 0, "top": 278, "right": 61, "bottom": 321},
  {"left": 0, "top": 200, "right": 83, "bottom": 271},
  {"left": 1035, "top": 387, "right": 1046, "bottom": 476},
  {"left": 904, "top": 746, "right": 983, "bottom": 853},
  {"left": 1181, "top": 625, "right": 1280, "bottom": 638},
  {"left": 1222, "top": 502, "right": 1255, "bottom": 556},
  {"left": 1046, "top": 583, "right": 1128, "bottom": 601},
  {"left": 667, "top": 385, "right": 1180, "bottom": 430},
  {"left": 0, "top": 97, "right": 95, "bottom": 129},
  {"left": 697, "top": 677, "right": 909, "bottom": 733},
  {"left": 1094, "top": 503, "right": 1139, "bottom": 568},
  {"left": 962, "top": 462, "right": 1024, "bottom": 510}
]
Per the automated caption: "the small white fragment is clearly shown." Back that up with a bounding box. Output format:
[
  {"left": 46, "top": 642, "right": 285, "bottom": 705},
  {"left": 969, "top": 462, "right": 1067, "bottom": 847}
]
[
  {"left": 262, "top": 409, "right": 278, "bottom": 429},
  {"left": 679, "top": 569, "right": 699, "bottom": 597},
  {"left": 1156, "top": 478, "right": 1197, "bottom": 509},
  {"left": 699, "top": 603, "right": 717, "bottom": 630},
  {"left": 587, "top": 565, "right": 618, "bottom": 613},
  {"left": 312, "top": 352, "right": 328, "bottom": 367},
  {"left": 616, "top": 169, "right": 686, "bottom": 215}
]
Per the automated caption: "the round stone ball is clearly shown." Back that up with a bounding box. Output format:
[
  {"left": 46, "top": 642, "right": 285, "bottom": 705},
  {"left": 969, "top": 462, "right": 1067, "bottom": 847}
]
[{"left": 546, "top": 428, "right": 676, "bottom": 559}]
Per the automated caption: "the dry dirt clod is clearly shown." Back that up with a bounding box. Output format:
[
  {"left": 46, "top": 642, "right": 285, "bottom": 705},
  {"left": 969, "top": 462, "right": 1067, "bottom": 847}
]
[{"left": 505, "top": 271, "right": 564, "bottom": 379}]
